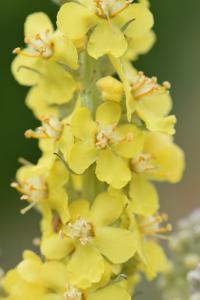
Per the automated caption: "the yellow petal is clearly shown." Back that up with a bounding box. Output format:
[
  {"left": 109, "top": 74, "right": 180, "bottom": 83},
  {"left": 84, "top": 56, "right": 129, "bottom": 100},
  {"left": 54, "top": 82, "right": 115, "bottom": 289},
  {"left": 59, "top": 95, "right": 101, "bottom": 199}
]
[
  {"left": 137, "top": 92, "right": 173, "bottom": 119},
  {"left": 141, "top": 241, "right": 168, "bottom": 280},
  {"left": 95, "top": 226, "right": 137, "bottom": 263},
  {"left": 87, "top": 22, "right": 127, "bottom": 59},
  {"left": 48, "top": 187, "right": 69, "bottom": 224},
  {"left": 69, "top": 200, "right": 90, "bottom": 222},
  {"left": 88, "top": 284, "right": 131, "bottom": 300},
  {"left": 115, "top": 124, "right": 144, "bottom": 158},
  {"left": 96, "top": 76, "right": 123, "bottom": 103},
  {"left": 42, "top": 294, "right": 63, "bottom": 300},
  {"left": 25, "top": 87, "right": 59, "bottom": 117},
  {"left": 11, "top": 54, "right": 43, "bottom": 86},
  {"left": 39, "top": 62, "right": 77, "bottom": 105},
  {"left": 129, "top": 175, "right": 159, "bottom": 216},
  {"left": 96, "top": 102, "right": 121, "bottom": 125},
  {"left": 66, "top": 244, "right": 104, "bottom": 288},
  {"left": 118, "top": 4, "right": 154, "bottom": 38},
  {"left": 24, "top": 12, "right": 53, "bottom": 38},
  {"left": 41, "top": 261, "right": 68, "bottom": 290},
  {"left": 71, "top": 107, "right": 97, "bottom": 139},
  {"left": 126, "top": 30, "right": 156, "bottom": 60},
  {"left": 96, "top": 149, "right": 131, "bottom": 188},
  {"left": 68, "top": 142, "right": 98, "bottom": 174},
  {"left": 57, "top": 2, "right": 96, "bottom": 40},
  {"left": 17, "top": 258, "right": 41, "bottom": 284},
  {"left": 41, "top": 234, "right": 74, "bottom": 260},
  {"left": 109, "top": 56, "right": 132, "bottom": 120},
  {"left": 90, "top": 191, "right": 124, "bottom": 226},
  {"left": 144, "top": 132, "right": 185, "bottom": 183},
  {"left": 53, "top": 31, "right": 78, "bottom": 70}
]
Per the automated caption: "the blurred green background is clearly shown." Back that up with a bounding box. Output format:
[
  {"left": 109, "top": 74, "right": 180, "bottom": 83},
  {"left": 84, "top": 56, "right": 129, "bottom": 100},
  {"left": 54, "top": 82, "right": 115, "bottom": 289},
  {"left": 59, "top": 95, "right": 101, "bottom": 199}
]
[{"left": 0, "top": 0, "right": 200, "bottom": 298}]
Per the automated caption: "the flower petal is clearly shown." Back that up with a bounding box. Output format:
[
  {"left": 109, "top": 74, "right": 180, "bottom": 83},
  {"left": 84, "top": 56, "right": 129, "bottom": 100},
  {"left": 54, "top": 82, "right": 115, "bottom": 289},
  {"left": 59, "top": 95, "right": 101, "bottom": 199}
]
[
  {"left": 57, "top": 2, "right": 96, "bottom": 40},
  {"left": 71, "top": 107, "right": 97, "bottom": 139},
  {"left": 68, "top": 142, "right": 98, "bottom": 174},
  {"left": 95, "top": 226, "right": 137, "bottom": 263},
  {"left": 66, "top": 244, "right": 104, "bottom": 288},
  {"left": 69, "top": 200, "right": 90, "bottom": 222},
  {"left": 96, "top": 102, "right": 121, "bottom": 125},
  {"left": 41, "top": 261, "right": 68, "bottom": 290},
  {"left": 129, "top": 175, "right": 159, "bottom": 216},
  {"left": 87, "top": 22, "right": 127, "bottom": 59},
  {"left": 144, "top": 132, "right": 185, "bottom": 183},
  {"left": 88, "top": 284, "right": 131, "bottom": 300},
  {"left": 24, "top": 12, "right": 53, "bottom": 38},
  {"left": 48, "top": 187, "right": 69, "bottom": 224},
  {"left": 115, "top": 124, "right": 144, "bottom": 158},
  {"left": 53, "top": 31, "right": 79, "bottom": 70},
  {"left": 41, "top": 234, "right": 74, "bottom": 260},
  {"left": 140, "top": 241, "right": 168, "bottom": 280},
  {"left": 39, "top": 62, "right": 77, "bottom": 105},
  {"left": 96, "top": 149, "right": 131, "bottom": 188},
  {"left": 11, "top": 54, "right": 43, "bottom": 86},
  {"left": 25, "top": 87, "right": 59, "bottom": 117},
  {"left": 90, "top": 191, "right": 124, "bottom": 226},
  {"left": 115, "top": 4, "right": 154, "bottom": 38}
]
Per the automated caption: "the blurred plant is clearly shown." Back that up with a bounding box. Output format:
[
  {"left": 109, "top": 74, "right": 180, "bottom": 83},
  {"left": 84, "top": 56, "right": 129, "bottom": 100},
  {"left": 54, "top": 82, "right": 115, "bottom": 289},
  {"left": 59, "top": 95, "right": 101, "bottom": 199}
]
[
  {"left": 188, "top": 264, "right": 200, "bottom": 300},
  {"left": 0, "top": 0, "right": 185, "bottom": 299},
  {"left": 159, "top": 210, "right": 200, "bottom": 300}
]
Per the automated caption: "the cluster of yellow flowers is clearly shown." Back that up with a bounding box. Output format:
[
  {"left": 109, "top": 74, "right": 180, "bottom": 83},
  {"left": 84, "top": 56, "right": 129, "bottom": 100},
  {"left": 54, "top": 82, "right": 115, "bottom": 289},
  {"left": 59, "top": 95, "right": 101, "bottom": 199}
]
[{"left": 2, "top": 0, "right": 185, "bottom": 299}]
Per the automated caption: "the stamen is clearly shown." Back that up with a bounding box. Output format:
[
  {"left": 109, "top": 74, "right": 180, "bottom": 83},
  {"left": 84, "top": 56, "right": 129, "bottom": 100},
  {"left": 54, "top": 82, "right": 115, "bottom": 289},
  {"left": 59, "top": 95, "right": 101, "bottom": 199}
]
[
  {"left": 131, "top": 153, "right": 155, "bottom": 174},
  {"left": 95, "top": 123, "right": 133, "bottom": 150},
  {"left": 13, "top": 30, "right": 54, "bottom": 59},
  {"left": 95, "top": 0, "right": 133, "bottom": 19},
  {"left": 25, "top": 116, "right": 64, "bottom": 141},
  {"left": 139, "top": 214, "right": 172, "bottom": 237},
  {"left": 11, "top": 177, "right": 48, "bottom": 214},
  {"left": 130, "top": 71, "right": 171, "bottom": 100},
  {"left": 61, "top": 218, "right": 94, "bottom": 245}
]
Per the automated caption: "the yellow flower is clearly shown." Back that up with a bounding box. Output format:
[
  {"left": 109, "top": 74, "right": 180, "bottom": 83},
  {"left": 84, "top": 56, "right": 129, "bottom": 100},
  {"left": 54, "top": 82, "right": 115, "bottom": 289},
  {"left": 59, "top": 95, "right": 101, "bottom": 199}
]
[
  {"left": 125, "top": 66, "right": 176, "bottom": 134},
  {"left": 125, "top": 209, "right": 170, "bottom": 280},
  {"left": 11, "top": 158, "right": 69, "bottom": 223},
  {"left": 67, "top": 102, "right": 144, "bottom": 188},
  {"left": 12, "top": 12, "right": 78, "bottom": 105},
  {"left": 3, "top": 250, "right": 131, "bottom": 300},
  {"left": 128, "top": 132, "right": 185, "bottom": 216},
  {"left": 41, "top": 190, "right": 137, "bottom": 288},
  {"left": 57, "top": 1, "right": 153, "bottom": 59}
]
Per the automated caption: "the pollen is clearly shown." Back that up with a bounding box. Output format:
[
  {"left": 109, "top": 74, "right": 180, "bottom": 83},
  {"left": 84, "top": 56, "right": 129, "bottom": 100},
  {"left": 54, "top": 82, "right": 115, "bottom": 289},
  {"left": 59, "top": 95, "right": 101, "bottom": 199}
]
[
  {"left": 64, "top": 285, "right": 83, "bottom": 300},
  {"left": 130, "top": 153, "right": 155, "bottom": 174},
  {"left": 95, "top": 0, "right": 133, "bottom": 19},
  {"left": 62, "top": 218, "right": 94, "bottom": 245},
  {"left": 130, "top": 71, "right": 171, "bottom": 100},
  {"left": 13, "top": 29, "right": 54, "bottom": 59},
  {"left": 25, "top": 115, "right": 64, "bottom": 141}
]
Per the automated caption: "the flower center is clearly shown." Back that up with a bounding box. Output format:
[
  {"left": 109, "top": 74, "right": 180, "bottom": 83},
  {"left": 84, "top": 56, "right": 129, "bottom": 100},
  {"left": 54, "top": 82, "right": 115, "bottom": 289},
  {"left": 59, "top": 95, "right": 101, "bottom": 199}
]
[
  {"left": 130, "top": 71, "right": 171, "bottom": 100},
  {"left": 64, "top": 285, "right": 83, "bottom": 300},
  {"left": 11, "top": 177, "right": 48, "bottom": 214},
  {"left": 63, "top": 218, "right": 93, "bottom": 245},
  {"left": 95, "top": 0, "right": 132, "bottom": 18},
  {"left": 25, "top": 116, "right": 64, "bottom": 141},
  {"left": 13, "top": 29, "right": 54, "bottom": 59},
  {"left": 130, "top": 153, "right": 155, "bottom": 174},
  {"left": 95, "top": 124, "right": 122, "bottom": 149},
  {"left": 139, "top": 214, "right": 172, "bottom": 238}
]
